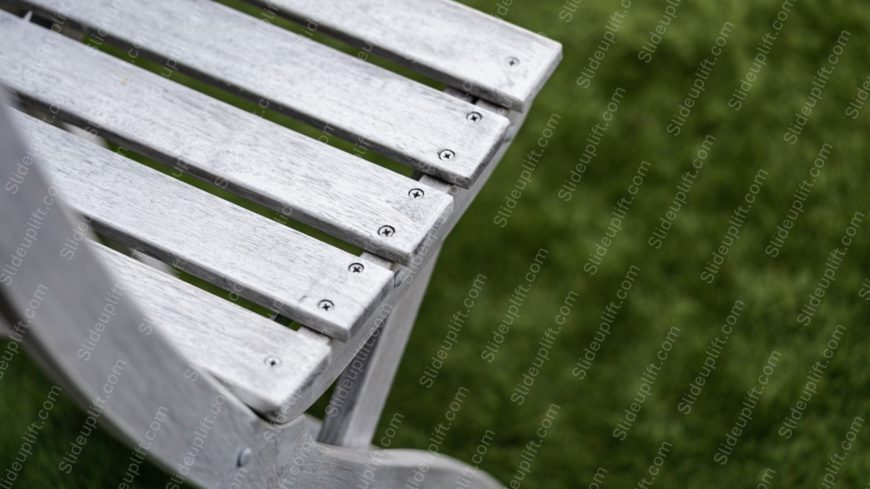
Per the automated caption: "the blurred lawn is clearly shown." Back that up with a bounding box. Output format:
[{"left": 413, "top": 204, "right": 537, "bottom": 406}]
[{"left": 2, "top": 0, "right": 870, "bottom": 487}]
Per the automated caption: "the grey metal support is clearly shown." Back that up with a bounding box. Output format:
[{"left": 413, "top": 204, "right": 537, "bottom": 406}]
[{"left": 319, "top": 246, "right": 442, "bottom": 447}]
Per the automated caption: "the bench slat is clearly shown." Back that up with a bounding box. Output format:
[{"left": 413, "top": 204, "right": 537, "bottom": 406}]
[
  {"left": 253, "top": 0, "right": 562, "bottom": 110},
  {"left": 14, "top": 111, "right": 393, "bottom": 340},
  {"left": 96, "top": 244, "right": 331, "bottom": 416},
  {"left": 0, "top": 11, "right": 453, "bottom": 265},
  {"left": 19, "top": 0, "right": 509, "bottom": 186}
]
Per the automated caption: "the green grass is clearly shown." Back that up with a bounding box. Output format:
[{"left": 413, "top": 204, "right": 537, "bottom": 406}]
[{"left": 2, "top": 0, "right": 870, "bottom": 487}]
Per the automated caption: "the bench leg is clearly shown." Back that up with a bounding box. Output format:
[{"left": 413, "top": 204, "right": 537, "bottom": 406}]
[{"left": 318, "top": 245, "right": 442, "bottom": 447}]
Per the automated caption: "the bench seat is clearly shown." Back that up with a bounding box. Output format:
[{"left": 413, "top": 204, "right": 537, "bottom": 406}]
[{"left": 0, "top": 0, "right": 560, "bottom": 430}]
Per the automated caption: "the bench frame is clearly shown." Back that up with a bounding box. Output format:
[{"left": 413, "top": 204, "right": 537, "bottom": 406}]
[
  {"left": 0, "top": 92, "right": 528, "bottom": 489},
  {"left": 0, "top": 1, "right": 557, "bottom": 486},
  {"left": 317, "top": 94, "right": 528, "bottom": 448}
]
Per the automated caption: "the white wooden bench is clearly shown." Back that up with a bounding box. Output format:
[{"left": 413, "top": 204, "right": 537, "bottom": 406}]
[{"left": 0, "top": 1, "right": 560, "bottom": 487}]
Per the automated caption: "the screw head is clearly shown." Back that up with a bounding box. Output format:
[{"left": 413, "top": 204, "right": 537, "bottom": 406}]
[
  {"left": 507, "top": 56, "right": 520, "bottom": 67},
  {"left": 466, "top": 111, "right": 483, "bottom": 123},
  {"left": 409, "top": 188, "right": 425, "bottom": 199},
  {"left": 378, "top": 225, "right": 395, "bottom": 237},
  {"left": 438, "top": 149, "right": 455, "bottom": 161},
  {"left": 318, "top": 299, "right": 334, "bottom": 311},
  {"left": 264, "top": 356, "right": 281, "bottom": 367},
  {"left": 237, "top": 448, "right": 252, "bottom": 467},
  {"left": 348, "top": 262, "right": 365, "bottom": 273}
]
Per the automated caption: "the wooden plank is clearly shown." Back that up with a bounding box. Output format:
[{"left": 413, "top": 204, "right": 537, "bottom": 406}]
[
  {"left": 0, "top": 11, "right": 454, "bottom": 265},
  {"left": 289, "top": 428, "right": 504, "bottom": 489},
  {"left": 419, "top": 91, "right": 524, "bottom": 237},
  {"left": 248, "top": 0, "right": 562, "bottom": 110},
  {"left": 319, "top": 246, "right": 441, "bottom": 447},
  {"left": 96, "top": 244, "right": 332, "bottom": 416},
  {"left": 236, "top": 91, "right": 525, "bottom": 425},
  {"left": 19, "top": 0, "right": 510, "bottom": 186},
  {"left": 0, "top": 100, "right": 272, "bottom": 489},
  {"left": 287, "top": 93, "right": 522, "bottom": 417},
  {"left": 13, "top": 111, "right": 394, "bottom": 340},
  {"left": 2, "top": 92, "right": 510, "bottom": 487}
]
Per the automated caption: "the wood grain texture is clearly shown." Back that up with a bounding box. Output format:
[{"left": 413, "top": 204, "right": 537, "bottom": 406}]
[
  {"left": 275, "top": 94, "right": 521, "bottom": 423},
  {"left": 96, "top": 244, "right": 332, "bottom": 416},
  {"left": 286, "top": 428, "right": 505, "bottom": 489},
  {"left": 419, "top": 91, "right": 525, "bottom": 238},
  {"left": 319, "top": 245, "right": 441, "bottom": 447},
  {"left": 0, "top": 2, "right": 560, "bottom": 483},
  {"left": 19, "top": 0, "right": 510, "bottom": 186},
  {"left": 0, "top": 11, "right": 453, "bottom": 265},
  {"left": 249, "top": 0, "right": 562, "bottom": 110},
  {"left": 3, "top": 96, "right": 507, "bottom": 487},
  {"left": 14, "top": 111, "right": 394, "bottom": 340},
  {"left": 0, "top": 100, "right": 270, "bottom": 489},
  {"left": 308, "top": 95, "right": 519, "bottom": 443}
]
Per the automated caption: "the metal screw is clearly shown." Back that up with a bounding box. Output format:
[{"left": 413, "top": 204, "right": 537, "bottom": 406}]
[
  {"left": 507, "top": 56, "right": 520, "bottom": 67},
  {"left": 237, "top": 448, "right": 252, "bottom": 468},
  {"left": 378, "top": 225, "right": 395, "bottom": 237},
  {"left": 264, "top": 356, "right": 281, "bottom": 367},
  {"left": 438, "top": 149, "right": 455, "bottom": 161},
  {"left": 318, "top": 299, "right": 334, "bottom": 311},
  {"left": 348, "top": 262, "right": 365, "bottom": 273},
  {"left": 409, "top": 188, "right": 425, "bottom": 199},
  {"left": 466, "top": 111, "right": 483, "bottom": 123}
]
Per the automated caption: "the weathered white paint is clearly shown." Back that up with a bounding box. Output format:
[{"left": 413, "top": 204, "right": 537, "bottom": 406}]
[
  {"left": 19, "top": 0, "right": 510, "bottom": 186},
  {"left": 0, "top": 11, "right": 453, "bottom": 265},
  {"left": 15, "top": 111, "right": 394, "bottom": 340},
  {"left": 97, "top": 244, "right": 332, "bottom": 416},
  {"left": 258, "top": 0, "right": 562, "bottom": 110}
]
